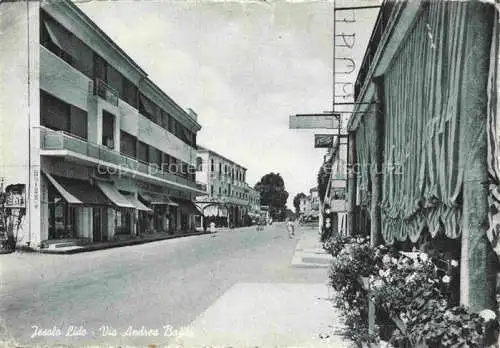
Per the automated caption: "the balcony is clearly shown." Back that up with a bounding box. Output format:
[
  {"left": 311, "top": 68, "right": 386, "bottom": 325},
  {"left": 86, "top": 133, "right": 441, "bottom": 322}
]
[
  {"left": 37, "top": 126, "right": 202, "bottom": 193},
  {"left": 353, "top": 0, "right": 400, "bottom": 101},
  {"left": 93, "top": 78, "right": 119, "bottom": 107}
]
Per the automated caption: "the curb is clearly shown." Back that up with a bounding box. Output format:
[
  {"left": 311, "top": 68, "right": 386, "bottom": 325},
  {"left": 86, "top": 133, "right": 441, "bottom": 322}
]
[{"left": 32, "top": 232, "right": 209, "bottom": 255}]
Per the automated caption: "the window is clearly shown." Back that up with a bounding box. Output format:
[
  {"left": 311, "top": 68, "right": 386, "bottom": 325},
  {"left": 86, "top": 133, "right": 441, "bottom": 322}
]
[
  {"left": 40, "top": 90, "right": 70, "bottom": 132},
  {"left": 69, "top": 106, "right": 88, "bottom": 139},
  {"left": 181, "top": 162, "right": 188, "bottom": 178},
  {"left": 162, "top": 153, "right": 171, "bottom": 172},
  {"left": 219, "top": 187, "right": 222, "bottom": 196},
  {"left": 40, "top": 90, "right": 87, "bottom": 140},
  {"left": 137, "top": 141, "right": 149, "bottom": 163},
  {"left": 170, "top": 156, "right": 178, "bottom": 174},
  {"left": 122, "top": 77, "right": 138, "bottom": 108},
  {"left": 106, "top": 65, "right": 122, "bottom": 98},
  {"left": 102, "top": 111, "right": 114, "bottom": 149},
  {"left": 139, "top": 94, "right": 156, "bottom": 121},
  {"left": 94, "top": 53, "right": 107, "bottom": 82},
  {"left": 218, "top": 163, "right": 222, "bottom": 179},
  {"left": 196, "top": 157, "right": 203, "bottom": 171},
  {"left": 168, "top": 115, "right": 174, "bottom": 133},
  {"left": 210, "top": 186, "right": 214, "bottom": 196},
  {"left": 149, "top": 146, "right": 162, "bottom": 167},
  {"left": 161, "top": 110, "right": 170, "bottom": 129},
  {"left": 120, "top": 131, "right": 136, "bottom": 158},
  {"left": 210, "top": 159, "right": 214, "bottom": 172}
]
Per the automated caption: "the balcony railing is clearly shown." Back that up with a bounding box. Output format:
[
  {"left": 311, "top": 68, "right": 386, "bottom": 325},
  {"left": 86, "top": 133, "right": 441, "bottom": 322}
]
[
  {"left": 93, "top": 78, "right": 119, "bottom": 107},
  {"left": 354, "top": 0, "right": 399, "bottom": 101},
  {"left": 38, "top": 126, "right": 199, "bottom": 191}
]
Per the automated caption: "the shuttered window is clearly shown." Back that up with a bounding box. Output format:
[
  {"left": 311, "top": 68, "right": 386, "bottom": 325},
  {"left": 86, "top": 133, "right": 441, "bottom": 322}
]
[{"left": 120, "top": 131, "right": 136, "bottom": 158}]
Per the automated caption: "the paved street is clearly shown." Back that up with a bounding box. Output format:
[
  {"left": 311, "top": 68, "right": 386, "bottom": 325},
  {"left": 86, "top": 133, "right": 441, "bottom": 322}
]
[{"left": 0, "top": 223, "right": 349, "bottom": 347}]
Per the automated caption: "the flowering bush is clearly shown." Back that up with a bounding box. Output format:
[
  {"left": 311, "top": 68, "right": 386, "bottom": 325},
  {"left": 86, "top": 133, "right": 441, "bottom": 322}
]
[
  {"left": 328, "top": 237, "right": 379, "bottom": 343},
  {"left": 323, "top": 235, "right": 359, "bottom": 256},
  {"left": 329, "top": 238, "right": 496, "bottom": 347}
]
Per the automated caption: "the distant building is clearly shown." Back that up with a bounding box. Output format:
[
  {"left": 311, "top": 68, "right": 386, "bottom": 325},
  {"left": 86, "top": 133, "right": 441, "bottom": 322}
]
[
  {"left": 299, "top": 187, "right": 320, "bottom": 219},
  {"left": 195, "top": 146, "right": 260, "bottom": 228}
]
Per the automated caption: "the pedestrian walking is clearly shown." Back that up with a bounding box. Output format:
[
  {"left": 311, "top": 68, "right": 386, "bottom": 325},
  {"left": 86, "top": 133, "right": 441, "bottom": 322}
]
[
  {"left": 209, "top": 221, "right": 216, "bottom": 234},
  {"left": 286, "top": 217, "right": 295, "bottom": 238}
]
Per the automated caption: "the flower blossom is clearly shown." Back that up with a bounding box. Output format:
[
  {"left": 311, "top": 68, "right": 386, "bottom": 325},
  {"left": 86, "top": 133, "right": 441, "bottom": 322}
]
[
  {"left": 419, "top": 253, "right": 429, "bottom": 262},
  {"left": 382, "top": 255, "right": 391, "bottom": 264},
  {"left": 450, "top": 260, "right": 459, "bottom": 267},
  {"left": 372, "top": 279, "right": 383, "bottom": 289},
  {"left": 479, "top": 309, "right": 497, "bottom": 322},
  {"left": 442, "top": 275, "right": 451, "bottom": 284}
]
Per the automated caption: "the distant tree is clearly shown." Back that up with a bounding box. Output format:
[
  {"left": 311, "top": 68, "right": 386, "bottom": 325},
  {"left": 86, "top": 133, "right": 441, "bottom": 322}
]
[
  {"left": 254, "top": 173, "right": 289, "bottom": 221},
  {"left": 293, "top": 192, "right": 306, "bottom": 214}
]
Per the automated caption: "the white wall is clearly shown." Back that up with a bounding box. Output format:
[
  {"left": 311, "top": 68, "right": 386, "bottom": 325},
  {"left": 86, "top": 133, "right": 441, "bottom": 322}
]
[{"left": 0, "top": 1, "right": 40, "bottom": 247}]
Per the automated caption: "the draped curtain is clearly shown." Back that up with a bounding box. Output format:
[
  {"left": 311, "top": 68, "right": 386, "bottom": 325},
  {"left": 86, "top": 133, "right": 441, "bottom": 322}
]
[
  {"left": 487, "top": 6, "right": 500, "bottom": 250},
  {"left": 369, "top": 1, "right": 494, "bottom": 244}
]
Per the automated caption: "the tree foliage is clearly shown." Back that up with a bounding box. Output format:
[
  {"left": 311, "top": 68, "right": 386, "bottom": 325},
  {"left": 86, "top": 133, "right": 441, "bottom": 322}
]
[
  {"left": 254, "top": 173, "right": 289, "bottom": 220},
  {"left": 293, "top": 192, "right": 306, "bottom": 214}
]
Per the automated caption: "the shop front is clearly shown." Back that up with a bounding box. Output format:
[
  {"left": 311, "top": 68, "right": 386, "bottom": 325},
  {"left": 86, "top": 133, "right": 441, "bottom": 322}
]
[
  {"left": 138, "top": 192, "right": 179, "bottom": 234},
  {"left": 43, "top": 172, "right": 111, "bottom": 242},
  {"left": 171, "top": 198, "right": 202, "bottom": 233}
]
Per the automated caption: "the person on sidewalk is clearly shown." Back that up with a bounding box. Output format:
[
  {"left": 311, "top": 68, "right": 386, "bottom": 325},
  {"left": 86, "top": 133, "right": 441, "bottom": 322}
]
[
  {"left": 286, "top": 217, "right": 295, "bottom": 239},
  {"left": 203, "top": 217, "right": 208, "bottom": 234}
]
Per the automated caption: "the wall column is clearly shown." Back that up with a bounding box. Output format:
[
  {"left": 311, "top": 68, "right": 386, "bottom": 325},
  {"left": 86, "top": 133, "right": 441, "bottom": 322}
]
[
  {"left": 460, "top": 2, "right": 496, "bottom": 312},
  {"left": 371, "top": 79, "right": 385, "bottom": 247},
  {"left": 346, "top": 131, "right": 357, "bottom": 236}
]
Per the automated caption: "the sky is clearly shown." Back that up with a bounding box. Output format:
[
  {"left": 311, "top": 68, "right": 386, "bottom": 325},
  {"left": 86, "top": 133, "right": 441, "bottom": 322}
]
[{"left": 75, "top": 0, "right": 379, "bottom": 208}]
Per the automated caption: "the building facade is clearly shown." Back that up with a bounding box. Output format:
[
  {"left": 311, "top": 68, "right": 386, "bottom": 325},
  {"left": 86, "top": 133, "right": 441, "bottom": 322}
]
[
  {"left": 195, "top": 146, "right": 260, "bottom": 228},
  {"left": 0, "top": 0, "right": 204, "bottom": 248}
]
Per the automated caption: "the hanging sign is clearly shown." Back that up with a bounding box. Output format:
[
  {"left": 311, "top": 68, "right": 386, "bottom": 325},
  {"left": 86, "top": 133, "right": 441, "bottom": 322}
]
[
  {"left": 289, "top": 113, "right": 340, "bottom": 129},
  {"left": 314, "top": 134, "right": 335, "bottom": 148}
]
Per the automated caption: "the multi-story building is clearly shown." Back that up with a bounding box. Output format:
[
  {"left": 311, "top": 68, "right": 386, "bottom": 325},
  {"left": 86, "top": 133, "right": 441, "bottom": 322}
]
[
  {"left": 0, "top": 0, "right": 205, "bottom": 248},
  {"left": 299, "top": 187, "right": 320, "bottom": 219},
  {"left": 195, "top": 146, "right": 260, "bottom": 228},
  {"left": 299, "top": 196, "right": 311, "bottom": 216}
]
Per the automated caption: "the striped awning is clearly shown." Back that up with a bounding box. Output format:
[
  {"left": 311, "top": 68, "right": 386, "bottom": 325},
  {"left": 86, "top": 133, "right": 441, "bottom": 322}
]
[
  {"left": 96, "top": 182, "right": 135, "bottom": 209},
  {"left": 43, "top": 172, "right": 81, "bottom": 204},
  {"left": 139, "top": 192, "right": 179, "bottom": 206},
  {"left": 123, "top": 194, "right": 152, "bottom": 212}
]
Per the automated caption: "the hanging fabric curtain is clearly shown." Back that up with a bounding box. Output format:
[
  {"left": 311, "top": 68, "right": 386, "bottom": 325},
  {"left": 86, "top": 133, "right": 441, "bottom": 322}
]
[
  {"left": 376, "top": 1, "right": 490, "bottom": 244},
  {"left": 487, "top": 6, "right": 500, "bottom": 252}
]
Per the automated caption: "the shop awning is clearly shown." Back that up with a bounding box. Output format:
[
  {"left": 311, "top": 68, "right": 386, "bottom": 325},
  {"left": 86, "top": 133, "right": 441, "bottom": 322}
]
[
  {"left": 96, "top": 181, "right": 135, "bottom": 209},
  {"left": 139, "top": 192, "right": 179, "bottom": 206},
  {"left": 43, "top": 172, "right": 82, "bottom": 204},
  {"left": 124, "top": 194, "right": 152, "bottom": 212},
  {"left": 43, "top": 172, "right": 110, "bottom": 206},
  {"left": 171, "top": 198, "right": 203, "bottom": 216}
]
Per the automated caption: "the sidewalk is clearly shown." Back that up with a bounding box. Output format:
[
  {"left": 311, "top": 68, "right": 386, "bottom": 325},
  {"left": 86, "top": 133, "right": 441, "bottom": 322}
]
[
  {"left": 168, "top": 283, "right": 353, "bottom": 348},
  {"left": 291, "top": 229, "right": 333, "bottom": 268},
  {"left": 32, "top": 231, "right": 208, "bottom": 255}
]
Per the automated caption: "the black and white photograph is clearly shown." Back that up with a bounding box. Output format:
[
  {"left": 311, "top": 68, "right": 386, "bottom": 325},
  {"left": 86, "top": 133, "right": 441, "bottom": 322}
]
[{"left": 0, "top": 0, "right": 499, "bottom": 347}]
